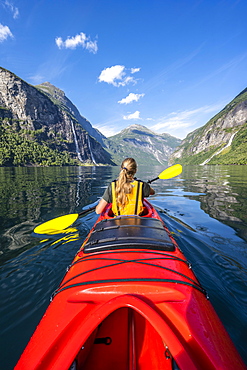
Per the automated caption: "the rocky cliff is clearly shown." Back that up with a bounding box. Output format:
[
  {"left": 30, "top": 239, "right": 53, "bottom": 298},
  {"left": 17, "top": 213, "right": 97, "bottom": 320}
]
[
  {"left": 0, "top": 67, "right": 113, "bottom": 166},
  {"left": 36, "top": 82, "right": 106, "bottom": 146},
  {"left": 104, "top": 124, "right": 181, "bottom": 166},
  {"left": 170, "top": 88, "right": 247, "bottom": 165}
]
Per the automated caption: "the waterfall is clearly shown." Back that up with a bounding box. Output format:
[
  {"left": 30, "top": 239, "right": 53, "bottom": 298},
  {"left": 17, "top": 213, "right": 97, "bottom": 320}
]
[
  {"left": 71, "top": 121, "right": 83, "bottom": 162},
  {"left": 200, "top": 131, "right": 238, "bottom": 166},
  {"left": 87, "top": 135, "right": 97, "bottom": 165}
]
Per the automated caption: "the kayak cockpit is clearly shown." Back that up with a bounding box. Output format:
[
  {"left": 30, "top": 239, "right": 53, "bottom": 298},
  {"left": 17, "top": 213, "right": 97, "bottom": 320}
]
[
  {"left": 83, "top": 216, "right": 175, "bottom": 253},
  {"left": 69, "top": 306, "right": 181, "bottom": 370}
]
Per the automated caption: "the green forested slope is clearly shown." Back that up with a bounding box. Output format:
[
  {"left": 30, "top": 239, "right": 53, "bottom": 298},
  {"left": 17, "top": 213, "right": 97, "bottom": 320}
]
[
  {"left": 170, "top": 87, "right": 247, "bottom": 165},
  {"left": 209, "top": 123, "right": 247, "bottom": 164},
  {"left": 0, "top": 119, "right": 77, "bottom": 166}
]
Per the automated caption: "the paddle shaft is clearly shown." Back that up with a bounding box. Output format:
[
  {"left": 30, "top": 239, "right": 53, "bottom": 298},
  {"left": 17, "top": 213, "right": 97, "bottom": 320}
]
[
  {"left": 148, "top": 177, "right": 159, "bottom": 184},
  {"left": 78, "top": 205, "right": 97, "bottom": 217}
]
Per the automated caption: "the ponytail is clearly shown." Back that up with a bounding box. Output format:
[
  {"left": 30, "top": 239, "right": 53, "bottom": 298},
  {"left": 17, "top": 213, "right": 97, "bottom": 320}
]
[{"left": 115, "top": 158, "right": 137, "bottom": 209}]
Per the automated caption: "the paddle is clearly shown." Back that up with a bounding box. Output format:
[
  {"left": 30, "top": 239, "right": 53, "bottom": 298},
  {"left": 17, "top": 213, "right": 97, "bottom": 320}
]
[
  {"left": 148, "top": 163, "right": 182, "bottom": 183},
  {"left": 34, "top": 206, "right": 96, "bottom": 235},
  {"left": 34, "top": 164, "right": 182, "bottom": 234}
]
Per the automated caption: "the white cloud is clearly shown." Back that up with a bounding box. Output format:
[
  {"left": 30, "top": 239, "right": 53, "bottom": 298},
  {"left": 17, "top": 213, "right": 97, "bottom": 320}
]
[
  {"left": 94, "top": 124, "right": 118, "bottom": 137},
  {"left": 0, "top": 23, "right": 13, "bottom": 42},
  {"left": 4, "top": 1, "right": 19, "bottom": 18},
  {"left": 131, "top": 68, "right": 141, "bottom": 74},
  {"left": 98, "top": 65, "right": 140, "bottom": 87},
  {"left": 123, "top": 111, "right": 141, "bottom": 120},
  {"left": 29, "top": 74, "right": 45, "bottom": 85},
  {"left": 150, "top": 103, "right": 225, "bottom": 138},
  {"left": 118, "top": 76, "right": 135, "bottom": 86},
  {"left": 152, "top": 110, "right": 198, "bottom": 132},
  {"left": 98, "top": 65, "right": 125, "bottom": 85},
  {"left": 55, "top": 32, "right": 98, "bottom": 53},
  {"left": 118, "top": 93, "right": 145, "bottom": 104},
  {"left": 84, "top": 40, "right": 98, "bottom": 53},
  {"left": 55, "top": 37, "right": 63, "bottom": 49}
]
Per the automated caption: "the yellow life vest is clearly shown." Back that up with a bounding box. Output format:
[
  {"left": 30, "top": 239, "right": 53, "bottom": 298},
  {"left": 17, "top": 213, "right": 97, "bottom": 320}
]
[{"left": 111, "top": 180, "right": 144, "bottom": 216}]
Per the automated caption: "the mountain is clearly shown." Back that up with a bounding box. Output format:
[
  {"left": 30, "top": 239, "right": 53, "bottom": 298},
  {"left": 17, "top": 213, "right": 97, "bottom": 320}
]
[
  {"left": 36, "top": 82, "right": 106, "bottom": 146},
  {"left": 103, "top": 124, "right": 181, "bottom": 166},
  {"left": 0, "top": 67, "right": 114, "bottom": 166},
  {"left": 170, "top": 88, "right": 247, "bottom": 165},
  {"left": 5, "top": 65, "right": 246, "bottom": 168}
]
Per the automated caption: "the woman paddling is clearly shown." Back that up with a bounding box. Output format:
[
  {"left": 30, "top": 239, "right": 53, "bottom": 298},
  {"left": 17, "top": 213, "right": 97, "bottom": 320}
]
[{"left": 96, "top": 157, "right": 155, "bottom": 215}]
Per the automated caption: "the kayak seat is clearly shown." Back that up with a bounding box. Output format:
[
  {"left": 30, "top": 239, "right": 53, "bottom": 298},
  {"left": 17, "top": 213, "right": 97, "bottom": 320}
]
[{"left": 83, "top": 216, "right": 175, "bottom": 253}]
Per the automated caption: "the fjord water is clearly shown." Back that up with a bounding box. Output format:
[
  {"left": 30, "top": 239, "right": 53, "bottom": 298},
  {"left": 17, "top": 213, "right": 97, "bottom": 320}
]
[{"left": 0, "top": 165, "right": 247, "bottom": 368}]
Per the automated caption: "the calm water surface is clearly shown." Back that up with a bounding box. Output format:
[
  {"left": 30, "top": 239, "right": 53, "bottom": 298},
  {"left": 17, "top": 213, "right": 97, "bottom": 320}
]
[{"left": 0, "top": 165, "right": 247, "bottom": 368}]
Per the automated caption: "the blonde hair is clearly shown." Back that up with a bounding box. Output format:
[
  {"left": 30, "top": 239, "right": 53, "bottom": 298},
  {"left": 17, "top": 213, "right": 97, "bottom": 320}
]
[{"left": 115, "top": 158, "right": 137, "bottom": 208}]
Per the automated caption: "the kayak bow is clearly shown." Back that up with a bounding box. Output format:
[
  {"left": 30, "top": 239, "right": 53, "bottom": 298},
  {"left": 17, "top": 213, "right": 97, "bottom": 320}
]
[{"left": 15, "top": 200, "right": 246, "bottom": 370}]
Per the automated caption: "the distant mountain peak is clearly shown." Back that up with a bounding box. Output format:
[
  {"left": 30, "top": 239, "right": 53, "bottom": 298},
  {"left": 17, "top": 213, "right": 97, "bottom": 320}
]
[
  {"left": 126, "top": 123, "right": 150, "bottom": 130},
  {"left": 121, "top": 124, "right": 155, "bottom": 135},
  {"left": 104, "top": 124, "right": 181, "bottom": 166}
]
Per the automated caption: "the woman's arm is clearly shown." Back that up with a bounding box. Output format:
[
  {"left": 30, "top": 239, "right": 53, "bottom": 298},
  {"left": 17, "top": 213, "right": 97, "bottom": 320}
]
[{"left": 95, "top": 198, "right": 108, "bottom": 214}]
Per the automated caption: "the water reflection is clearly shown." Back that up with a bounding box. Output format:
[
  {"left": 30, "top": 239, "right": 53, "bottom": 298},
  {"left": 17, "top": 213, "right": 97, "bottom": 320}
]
[
  {"left": 3, "top": 221, "right": 36, "bottom": 250},
  {"left": 0, "top": 166, "right": 114, "bottom": 262},
  {"left": 0, "top": 164, "right": 247, "bottom": 368},
  {"left": 152, "top": 165, "right": 247, "bottom": 242}
]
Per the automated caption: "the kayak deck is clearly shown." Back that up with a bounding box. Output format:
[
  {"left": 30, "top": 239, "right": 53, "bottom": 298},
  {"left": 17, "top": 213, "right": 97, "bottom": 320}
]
[
  {"left": 83, "top": 215, "right": 175, "bottom": 253},
  {"left": 14, "top": 201, "right": 246, "bottom": 370}
]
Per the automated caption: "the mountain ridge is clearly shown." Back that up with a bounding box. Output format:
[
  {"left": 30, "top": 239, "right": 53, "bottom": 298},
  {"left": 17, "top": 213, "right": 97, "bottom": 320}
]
[
  {"left": 0, "top": 67, "right": 113, "bottom": 166},
  {"left": 1, "top": 66, "right": 247, "bottom": 167},
  {"left": 170, "top": 87, "right": 247, "bottom": 165},
  {"left": 36, "top": 82, "right": 106, "bottom": 146},
  {"left": 103, "top": 124, "right": 181, "bottom": 166}
]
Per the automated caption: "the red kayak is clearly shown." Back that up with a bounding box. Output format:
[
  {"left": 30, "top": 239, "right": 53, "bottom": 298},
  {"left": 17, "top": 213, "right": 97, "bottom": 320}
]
[{"left": 15, "top": 200, "right": 246, "bottom": 369}]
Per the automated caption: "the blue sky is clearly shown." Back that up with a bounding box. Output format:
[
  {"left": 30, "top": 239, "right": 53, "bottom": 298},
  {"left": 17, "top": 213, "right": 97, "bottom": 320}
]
[{"left": 1, "top": 0, "right": 247, "bottom": 139}]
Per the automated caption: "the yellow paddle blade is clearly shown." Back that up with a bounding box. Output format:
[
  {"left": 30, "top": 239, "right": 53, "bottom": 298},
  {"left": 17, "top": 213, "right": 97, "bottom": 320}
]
[
  {"left": 34, "top": 213, "right": 79, "bottom": 235},
  {"left": 158, "top": 164, "right": 182, "bottom": 180}
]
